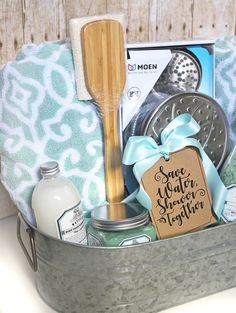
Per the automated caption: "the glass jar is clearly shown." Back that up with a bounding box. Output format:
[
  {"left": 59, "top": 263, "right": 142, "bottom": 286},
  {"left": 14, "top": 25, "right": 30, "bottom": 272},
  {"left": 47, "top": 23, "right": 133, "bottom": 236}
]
[{"left": 87, "top": 203, "right": 156, "bottom": 247}]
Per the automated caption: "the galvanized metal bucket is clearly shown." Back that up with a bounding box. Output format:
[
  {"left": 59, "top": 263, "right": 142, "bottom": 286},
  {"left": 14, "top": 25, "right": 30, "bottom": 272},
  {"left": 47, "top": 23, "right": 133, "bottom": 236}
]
[{"left": 17, "top": 213, "right": 236, "bottom": 313}]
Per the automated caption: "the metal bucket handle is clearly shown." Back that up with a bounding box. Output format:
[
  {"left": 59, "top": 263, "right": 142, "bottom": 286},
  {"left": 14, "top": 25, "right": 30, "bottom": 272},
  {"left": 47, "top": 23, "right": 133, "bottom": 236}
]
[{"left": 17, "top": 214, "right": 38, "bottom": 272}]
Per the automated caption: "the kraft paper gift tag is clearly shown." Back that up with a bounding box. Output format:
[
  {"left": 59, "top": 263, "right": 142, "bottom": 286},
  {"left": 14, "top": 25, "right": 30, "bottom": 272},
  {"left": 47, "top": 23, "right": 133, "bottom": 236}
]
[{"left": 141, "top": 147, "right": 217, "bottom": 239}]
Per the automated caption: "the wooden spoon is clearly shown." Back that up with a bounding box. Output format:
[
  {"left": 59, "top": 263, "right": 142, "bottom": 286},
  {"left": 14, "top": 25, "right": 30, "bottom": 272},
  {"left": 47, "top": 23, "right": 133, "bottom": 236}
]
[{"left": 81, "top": 19, "right": 126, "bottom": 206}]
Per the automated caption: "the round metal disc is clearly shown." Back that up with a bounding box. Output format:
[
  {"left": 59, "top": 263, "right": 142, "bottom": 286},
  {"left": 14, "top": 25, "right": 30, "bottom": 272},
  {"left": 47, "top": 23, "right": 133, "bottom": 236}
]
[
  {"left": 153, "top": 50, "right": 202, "bottom": 94},
  {"left": 141, "top": 92, "right": 229, "bottom": 169}
]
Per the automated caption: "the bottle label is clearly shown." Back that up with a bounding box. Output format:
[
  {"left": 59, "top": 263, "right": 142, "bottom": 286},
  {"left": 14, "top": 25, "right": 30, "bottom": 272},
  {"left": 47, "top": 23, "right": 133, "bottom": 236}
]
[
  {"left": 119, "top": 234, "right": 151, "bottom": 246},
  {"left": 57, "top": 202, "right": 87, "bottom": 245}
]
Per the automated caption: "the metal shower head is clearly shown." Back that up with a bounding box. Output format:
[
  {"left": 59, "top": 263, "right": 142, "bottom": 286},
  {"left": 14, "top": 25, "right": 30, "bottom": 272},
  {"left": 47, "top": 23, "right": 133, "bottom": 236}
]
[{"left": 153, "top": 50, "right": 202, "bottom": 94}]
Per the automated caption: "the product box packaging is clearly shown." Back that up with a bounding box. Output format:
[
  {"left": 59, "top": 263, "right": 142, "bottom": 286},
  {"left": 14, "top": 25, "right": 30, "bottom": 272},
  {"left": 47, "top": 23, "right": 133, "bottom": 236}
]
[
  {"left": 120, "top": 40, "right": 215, "bottom": 193},
  {"left": 121, "top": 40, "right": 215, "bottom": 132}
]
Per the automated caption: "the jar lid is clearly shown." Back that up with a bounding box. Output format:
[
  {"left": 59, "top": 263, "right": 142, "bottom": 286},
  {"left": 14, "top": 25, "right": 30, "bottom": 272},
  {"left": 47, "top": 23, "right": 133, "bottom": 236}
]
[
  {"left": 91, "top": 203, "right": 150, "bottom": 231},
  {"left": 40, "top": 161, "right": 60, "bottom": 176}
]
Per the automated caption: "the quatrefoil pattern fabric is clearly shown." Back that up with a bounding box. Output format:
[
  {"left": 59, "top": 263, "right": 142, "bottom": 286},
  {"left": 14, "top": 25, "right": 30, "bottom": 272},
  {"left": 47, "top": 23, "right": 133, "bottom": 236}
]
[
  {"left": 215, "top": 36, "right": 236, "bottom": 149},
  {"left": 0, "top": 40, "right": 106, "bottom": 223}
]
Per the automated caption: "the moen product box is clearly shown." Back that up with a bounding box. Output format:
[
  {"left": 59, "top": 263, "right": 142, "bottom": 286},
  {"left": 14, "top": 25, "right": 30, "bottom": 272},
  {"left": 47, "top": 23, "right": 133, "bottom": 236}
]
[
  {"left": 120, "top": 40, "right": 215, "bottom": 193},
  {"left": 121, "top": 40, "right": 215, "bottom": 132}
]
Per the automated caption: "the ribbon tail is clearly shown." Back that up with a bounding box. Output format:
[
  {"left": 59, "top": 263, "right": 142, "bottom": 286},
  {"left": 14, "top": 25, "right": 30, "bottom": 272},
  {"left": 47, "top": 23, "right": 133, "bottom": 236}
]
[
  {"left": 122, "top": 191, "right": 138, "bottom": 204},
  {"left": 122, "top": 186, "right": 153, "bottom": 210}
]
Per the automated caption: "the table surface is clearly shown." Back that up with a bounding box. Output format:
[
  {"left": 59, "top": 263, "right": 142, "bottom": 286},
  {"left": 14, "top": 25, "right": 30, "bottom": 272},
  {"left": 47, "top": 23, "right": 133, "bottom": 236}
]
[{"left": 0, "top": 215, "right": 236, "bottom": 313}]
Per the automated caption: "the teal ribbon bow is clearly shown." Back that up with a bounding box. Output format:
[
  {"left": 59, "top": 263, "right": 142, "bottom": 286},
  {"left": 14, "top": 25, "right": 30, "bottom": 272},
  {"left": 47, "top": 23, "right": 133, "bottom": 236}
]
[{"left": 123, "top": 113, "right": 227, "bottom": 220}]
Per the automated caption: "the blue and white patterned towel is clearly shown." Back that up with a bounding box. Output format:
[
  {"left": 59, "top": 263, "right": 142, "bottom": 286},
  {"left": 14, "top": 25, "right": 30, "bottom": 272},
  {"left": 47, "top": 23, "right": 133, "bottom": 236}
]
[
  {"left": 0, "top": 40, "right": 106, "bottom": 224},
  {"left": 215, "top": 36, "right": 236, "bottom": 149}
]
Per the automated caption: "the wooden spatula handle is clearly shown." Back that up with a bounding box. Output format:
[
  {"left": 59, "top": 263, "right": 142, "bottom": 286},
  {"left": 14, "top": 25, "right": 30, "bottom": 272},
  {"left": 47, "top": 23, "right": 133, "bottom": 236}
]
[
  {"left": 81, "top": 19, "right": 126, "bottom": 204},
  {"left": 102, "top": 110, "right": 124, "bottom": 203}
]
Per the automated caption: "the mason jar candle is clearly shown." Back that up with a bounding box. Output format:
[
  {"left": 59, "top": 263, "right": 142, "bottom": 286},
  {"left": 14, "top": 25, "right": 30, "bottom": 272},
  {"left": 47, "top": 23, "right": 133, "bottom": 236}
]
[{"left": 87, "top": 203, "right": 157, "bottom": 247}]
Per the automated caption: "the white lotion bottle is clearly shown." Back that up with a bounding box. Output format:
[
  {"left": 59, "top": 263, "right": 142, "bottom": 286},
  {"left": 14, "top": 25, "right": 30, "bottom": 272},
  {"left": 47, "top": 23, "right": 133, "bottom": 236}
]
[{"left": 32, "top": 161, "right": 87, "bottom": 245}]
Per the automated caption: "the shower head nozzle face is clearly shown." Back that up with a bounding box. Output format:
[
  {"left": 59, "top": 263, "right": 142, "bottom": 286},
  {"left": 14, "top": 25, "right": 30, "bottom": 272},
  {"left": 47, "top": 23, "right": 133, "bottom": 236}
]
[{"left": 154, "top": 50, "right": 202, "bottom": 94}]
